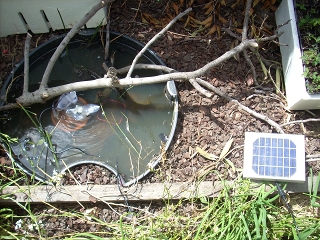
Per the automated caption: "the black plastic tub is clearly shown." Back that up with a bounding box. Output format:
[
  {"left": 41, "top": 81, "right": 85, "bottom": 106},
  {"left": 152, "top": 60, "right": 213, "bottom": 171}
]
[{"left": 1, "top": 30, "right": 178, "bottom": 186}]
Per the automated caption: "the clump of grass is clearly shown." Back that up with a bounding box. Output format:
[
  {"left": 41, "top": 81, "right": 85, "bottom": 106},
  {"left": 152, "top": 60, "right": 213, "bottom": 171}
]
[{"left": 1, "top": 131, "right": 320, "bottom": 239}]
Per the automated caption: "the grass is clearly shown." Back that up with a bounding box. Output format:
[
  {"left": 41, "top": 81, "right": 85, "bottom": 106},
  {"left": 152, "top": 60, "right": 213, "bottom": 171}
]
[
  {"left": 1, "top": 149, "right": 320, "bottom": 240},
  {"left": 1, "top": 124, "right": 320, "bottom": 239}
]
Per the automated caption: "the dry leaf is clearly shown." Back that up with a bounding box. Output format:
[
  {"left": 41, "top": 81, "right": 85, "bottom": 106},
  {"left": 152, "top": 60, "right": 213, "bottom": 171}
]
[
  {"left": 205, "top": 4, "right": 213, "bottom": 15},
  {"left": 184, "top": 15, "right": 191, "bottom": 28},
  {"left": 246, "top": 74, "right": 254, "bottom": 86},
  {"left": 220, "top": 0, "right": 226, "bottom": 6},
  {"left": 253, "top": 0, "right": 260, "bottom": 8},
  {"left": 258, "top": 56, "right": 268, "bottom": 80},
  {"left": 216, "top": 25, "right": 221, "bottom": 38},
  {"left": 141, "top": 13, "right": 149, "bottom": 24},
  {"left": 189, "top": 16, "right": 202, "bottom": 25},
  {"left": 235, "top": 28, "right": 243, "bottom": 34},
  {"left": 203, "top": 2, "right": 212, "bottom": 9},
  {"left": 262, "top": 0, "right": 270, "bottom": 9},
  {"left": 225, "top": 159, "right": 236, "bottom": 172},
  {"left": 219, "top": 138, "right": 233, "bottom": 160},
  {"left": 262, "top": 27, "right": 273, "bottom": 35},
  {"left": 204, "top": 22, "right": 212, "bottom": 29},
  {"left": 231, "top": 0, "right": 242, "bottom": 9},
  {"left": 218, "top": 15, "right": 228, "bottom": 24},
  {"left": 171, "top": 2, "right": 179, "bottom": 15},
  {"left": 250, "top": 24, "right": 257, "bottom": 38},
  {"left": 188, "top": 0, "right": 195, "bottom": 7},
  {"left": 196, "top": 146, "right": 218, "bottom": 160},
  {"left": 200, "top": 15, "right": 213, "bottom": 25},
  {"left": 206, "top": 25, "right": 217, "bottom": 36},
  {"left": 269, "top": 5, "right": 277, "bottom": 11}
]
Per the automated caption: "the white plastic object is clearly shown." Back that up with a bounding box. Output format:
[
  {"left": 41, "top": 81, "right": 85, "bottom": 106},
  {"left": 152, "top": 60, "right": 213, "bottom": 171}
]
[
  {"left": 56, "top": 91, "right": 78, "bottom": 110},
  {"left": 275, "top": 0, "right": 320, "bottom": 110},
  {"left": 66, "top": 104, "right": 100, "bottom": 121},
  {"left": 0, "top": 0, "right": 106, "bottom": 37}
]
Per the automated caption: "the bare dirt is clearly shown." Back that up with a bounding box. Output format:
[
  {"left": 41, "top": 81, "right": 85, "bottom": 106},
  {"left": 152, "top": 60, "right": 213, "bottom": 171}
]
[{"left": 1, "top": 0, "right": 320, "bottom": 236}]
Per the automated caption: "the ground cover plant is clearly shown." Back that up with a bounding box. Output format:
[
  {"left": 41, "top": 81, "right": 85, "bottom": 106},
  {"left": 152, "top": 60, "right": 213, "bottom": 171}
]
[
  {"left": 1, "top": 0, "right": 320, "bottom": 238},
  {"left": 296, "top": 0, "right": 320, "bottom": 93}
]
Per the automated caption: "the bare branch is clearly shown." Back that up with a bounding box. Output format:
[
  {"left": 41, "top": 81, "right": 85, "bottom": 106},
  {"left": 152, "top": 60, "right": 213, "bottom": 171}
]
[
  {"left": 23, "top": 33, "right": 32, "bottom": 94},
  {"left": 243, "top": 49, "right": 257, "bottom": 85},
  {"left": 4, "top": 38, "right": 260, "bottom": 110},
  {"left": 195, "top": 78, "right": 284, "bottom": 133},
  {"left": 104, "top": 3, "right": 111, "bottom": 61},
  {"left": 40, "top": 0, "right": 115, "bottom": 89},
  {"left": 117, "top": 63, "right": 175, "bottom": 74},
  {"left": 242, "top": 0, "right": 252, "bottom": 41},
  {"left": 280, "top": 118, "right": 320, "bottom": 127},
  {"left": 189, "top": 79, "right": 213, "bottom": 98},
  {"left": 126, "top": 7, "right": 192, "bottom": 78}
]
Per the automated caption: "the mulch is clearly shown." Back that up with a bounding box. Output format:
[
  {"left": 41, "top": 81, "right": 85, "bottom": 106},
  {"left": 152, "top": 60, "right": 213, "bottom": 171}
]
[{"left": 1, "top": 0, "right": 320, "bottom": 236}]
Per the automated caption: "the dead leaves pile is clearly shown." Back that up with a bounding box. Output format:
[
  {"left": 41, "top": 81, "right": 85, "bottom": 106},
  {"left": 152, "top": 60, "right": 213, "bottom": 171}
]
[{"left": 141, "top": 0, "right": 277, "bottom": 38}]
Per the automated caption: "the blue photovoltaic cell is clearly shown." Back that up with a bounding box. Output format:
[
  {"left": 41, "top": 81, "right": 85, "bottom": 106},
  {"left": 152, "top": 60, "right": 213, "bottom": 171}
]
[{"left": 252, "top": 137, "right": 297, "bottom": 177}]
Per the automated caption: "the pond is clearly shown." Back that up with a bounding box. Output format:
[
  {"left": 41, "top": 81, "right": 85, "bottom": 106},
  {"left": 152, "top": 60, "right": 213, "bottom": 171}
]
[{"left": 0, "top": 30, "right": 178, "bottom": 186}]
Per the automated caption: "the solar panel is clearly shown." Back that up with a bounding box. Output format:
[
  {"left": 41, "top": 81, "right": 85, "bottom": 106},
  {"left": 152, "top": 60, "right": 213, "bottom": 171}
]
[{"left": 243, "top": 132, "right": 305, "bottom": 182}]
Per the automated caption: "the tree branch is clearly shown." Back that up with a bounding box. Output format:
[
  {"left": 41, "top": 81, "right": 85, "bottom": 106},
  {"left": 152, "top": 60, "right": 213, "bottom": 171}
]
[
  {"left": 104, "top": 3, "right": 111, "bottom": 61},
  {"left": 40, "top": 0, "right": 115, "bottom": 89},
  {"left": 126, "top": 7, "right": 192, "bottom": 78},
  {"left": 195, "top": 78, "right": 284, "bottom": 133},
  {"left": 242, "top": 0, "right": 252, "bottom": 41},
  {"left": 23, "top": 33, "right": 32, "bottom": 94},
  {"left": 189, "top": 79, "right": 213, "bottom": 98},
  {"left": 5, "top": 38, "right": 259, "bottom": 110}
]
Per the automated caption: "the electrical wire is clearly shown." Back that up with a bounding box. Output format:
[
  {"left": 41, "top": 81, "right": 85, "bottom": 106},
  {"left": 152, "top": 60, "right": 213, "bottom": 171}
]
[
  {"left": 275, "top": 182, "right": 301, "bottom": 239},
  {"left": 116, "top": 160, "right": 132, "bottom": 213}
]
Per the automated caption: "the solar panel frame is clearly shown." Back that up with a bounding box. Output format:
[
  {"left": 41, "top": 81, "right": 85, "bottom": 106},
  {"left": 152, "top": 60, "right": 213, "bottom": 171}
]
[{"left": 243, "top": 132, "right": 305, "bottom": 182}]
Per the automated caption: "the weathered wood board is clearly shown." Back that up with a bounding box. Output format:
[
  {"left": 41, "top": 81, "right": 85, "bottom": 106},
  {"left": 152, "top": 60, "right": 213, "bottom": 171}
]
[{"left": 0, "top": 177, "right": 319, "bottom": 204}]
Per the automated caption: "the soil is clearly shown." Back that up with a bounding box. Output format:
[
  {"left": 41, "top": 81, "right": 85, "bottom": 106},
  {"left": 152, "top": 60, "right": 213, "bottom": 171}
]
[{"left": 1, "top": 0, "right": 320, "bottom": 237}]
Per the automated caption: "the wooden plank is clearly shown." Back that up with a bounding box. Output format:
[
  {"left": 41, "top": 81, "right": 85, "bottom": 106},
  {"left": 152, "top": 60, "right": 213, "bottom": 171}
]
[{"left": 0, "top": 177, "right": 319, "bottom": 204}]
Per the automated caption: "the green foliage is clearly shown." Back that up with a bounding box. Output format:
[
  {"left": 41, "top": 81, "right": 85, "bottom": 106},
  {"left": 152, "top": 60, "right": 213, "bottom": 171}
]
[{"left": 296, "top": 4, "right": 320, "bottom": 94}]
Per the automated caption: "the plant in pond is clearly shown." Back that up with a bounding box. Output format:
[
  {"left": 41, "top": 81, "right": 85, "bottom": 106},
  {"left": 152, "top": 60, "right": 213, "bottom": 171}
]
[{"left": 296, "top": 3, "right": 320, "bottom": 93}]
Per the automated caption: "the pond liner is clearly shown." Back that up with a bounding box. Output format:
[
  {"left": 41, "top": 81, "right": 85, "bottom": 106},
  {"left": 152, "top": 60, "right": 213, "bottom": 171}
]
[{"left": 1, "top": 30, "right": 178, "bottom": 187}]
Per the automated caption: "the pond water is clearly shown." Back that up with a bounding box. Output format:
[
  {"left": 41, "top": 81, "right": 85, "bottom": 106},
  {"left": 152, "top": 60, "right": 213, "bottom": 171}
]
[{"left": 1, "top": 33, "right": 176, "bottom": 184}]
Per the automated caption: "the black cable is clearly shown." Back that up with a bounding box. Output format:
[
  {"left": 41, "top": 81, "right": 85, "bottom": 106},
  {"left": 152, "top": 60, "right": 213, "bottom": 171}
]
[
  {"left": 275, "top": 182, "right": 300, "bottom": 239},
  {"left": 116, "top": 160, "right": 132, "bottom": 213}
]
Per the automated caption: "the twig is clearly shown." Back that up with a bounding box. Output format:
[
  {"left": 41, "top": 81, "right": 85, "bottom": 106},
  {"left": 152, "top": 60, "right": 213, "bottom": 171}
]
[
  {"left": 223, "top": 28, "right": 241, "bottom": 41},
  {"left": 23, "top": 33, "right": 32, "bottom": 94},
  {"left": 243, "top": 49, "right": 257, "bottom": 85},
  {"left": 242, "top": 0, "right": 252, "bottom": 41},
  {"left": 118, "top": 63, "right": 175, "bottom": 74},
  {"left": 104, "top": 3, "right": 111, "bottom": 60},
  {"left": 189, "top": 78, "right": 212, "bottom": 98},
  {"left": 126, "top": 7, "right": 192, "bottom": 78},
  {"left": 40, "top": 0, "right": 115, "bottom": 89},
  {"left": 195, "top": 78, "right": 284, "bottom": 133},
  {"left": 280, "top": 118, "right": 320, "bottom": 127}
]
